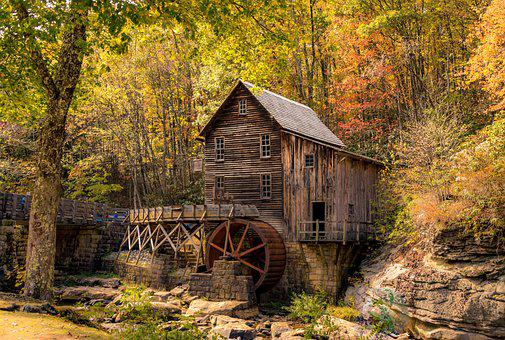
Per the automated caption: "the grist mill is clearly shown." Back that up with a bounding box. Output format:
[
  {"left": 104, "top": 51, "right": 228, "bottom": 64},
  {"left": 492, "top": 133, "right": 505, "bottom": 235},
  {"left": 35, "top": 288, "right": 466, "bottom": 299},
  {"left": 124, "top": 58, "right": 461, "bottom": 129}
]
[{"left": 116, "top": 80, "right": 382, "bottom": 298}]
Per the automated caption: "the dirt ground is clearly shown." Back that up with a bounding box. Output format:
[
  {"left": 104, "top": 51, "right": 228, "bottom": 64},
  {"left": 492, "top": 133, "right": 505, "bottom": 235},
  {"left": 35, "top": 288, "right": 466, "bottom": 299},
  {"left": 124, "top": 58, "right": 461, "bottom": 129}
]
[
  {"left": 0, "top": 310, "right": 110, "bottom": 339},
  {"left": 0, "top": 292, "right": 110, "bottom": 340}
]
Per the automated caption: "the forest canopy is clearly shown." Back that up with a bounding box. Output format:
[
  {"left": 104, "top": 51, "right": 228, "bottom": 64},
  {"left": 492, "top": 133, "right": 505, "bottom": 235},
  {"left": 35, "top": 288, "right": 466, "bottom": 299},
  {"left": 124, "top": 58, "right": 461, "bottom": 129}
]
[{"left": 1, "top": 0, "right": 504, "bottom": 235}]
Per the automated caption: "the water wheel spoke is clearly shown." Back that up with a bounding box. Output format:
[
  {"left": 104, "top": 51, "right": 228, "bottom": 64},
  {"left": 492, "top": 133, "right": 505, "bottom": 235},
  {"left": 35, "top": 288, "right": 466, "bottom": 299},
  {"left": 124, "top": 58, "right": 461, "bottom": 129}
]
[
  {"left": 240, "top": 243, "right": 265, "bottom": 257},
  {"left": 209, "top": 242, "right": 232, "bottom": 256},
  {"left": 238, "top": 258, "right": 265, "bottom": 274},
  {"left": 227, "top": 228, "right": 235, "bottom": 253},
  {"left": 234, "top": 223, "right": 249, "bottom": 255}
]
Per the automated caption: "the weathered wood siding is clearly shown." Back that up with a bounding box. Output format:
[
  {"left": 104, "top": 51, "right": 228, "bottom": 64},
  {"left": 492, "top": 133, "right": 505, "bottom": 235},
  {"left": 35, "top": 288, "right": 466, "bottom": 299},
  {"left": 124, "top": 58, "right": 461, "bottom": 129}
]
[
  {"left": 281, "top": 132, "right": 381, "bottom": 239},
  {"left": 203, "top": 84, "right": 285, "bottom": 233}
]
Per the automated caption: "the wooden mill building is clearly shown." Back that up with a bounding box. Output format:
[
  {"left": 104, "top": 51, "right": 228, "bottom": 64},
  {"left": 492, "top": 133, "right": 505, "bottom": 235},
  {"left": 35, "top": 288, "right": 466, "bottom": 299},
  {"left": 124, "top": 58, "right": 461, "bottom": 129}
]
[{"left": 198, "top": 80, "right": 382, "bottom": 295}]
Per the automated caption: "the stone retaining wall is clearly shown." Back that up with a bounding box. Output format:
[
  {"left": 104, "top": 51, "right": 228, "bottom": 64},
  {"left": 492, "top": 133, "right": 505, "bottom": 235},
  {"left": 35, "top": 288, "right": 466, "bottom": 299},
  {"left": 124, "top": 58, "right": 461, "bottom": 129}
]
[
  {"left": 0, "top": 220, "right": 124, "bottom": 291},
  {"left": 189, "top": 260, "right": 256, "bottom": 302},
  {"left": 267, "top": 242, "right": 364, "bottom": 298},
  {"left": 103, "top": 254, "right": 189, "bottom": 290}
]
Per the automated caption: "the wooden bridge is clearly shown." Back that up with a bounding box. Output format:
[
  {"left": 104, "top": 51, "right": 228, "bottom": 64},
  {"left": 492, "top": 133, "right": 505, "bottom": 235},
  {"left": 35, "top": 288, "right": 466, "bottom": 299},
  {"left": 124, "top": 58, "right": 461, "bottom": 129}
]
[{"left": 0, "top": 192, "right": 127, "bottom": 225}]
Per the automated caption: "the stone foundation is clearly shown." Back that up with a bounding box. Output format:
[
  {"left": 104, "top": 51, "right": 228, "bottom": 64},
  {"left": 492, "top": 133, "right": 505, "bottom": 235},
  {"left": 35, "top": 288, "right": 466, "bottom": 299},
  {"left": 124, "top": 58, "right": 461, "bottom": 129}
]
[
  {"left": 103, "top": 253, "right": 189, "bottom": 290},
  {"left": 0, "top": 220, "right": 124, "bottom": 291},
  {"left": 265, "top": 242, "right": 364, "bottom": 299},
  {"left": 189, "top": 260, "right": 256, "bottom": 302}
]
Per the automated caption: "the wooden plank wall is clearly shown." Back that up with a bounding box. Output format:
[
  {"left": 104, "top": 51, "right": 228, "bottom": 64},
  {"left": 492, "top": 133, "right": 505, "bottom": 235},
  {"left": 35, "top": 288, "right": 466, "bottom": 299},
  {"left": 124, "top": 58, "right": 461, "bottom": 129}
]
[
  {"left": 203, "top": 83, "right": 285, "bottom": 233},
  {"left": 281, "top": 133, "right": 381, "bottom": 240}
]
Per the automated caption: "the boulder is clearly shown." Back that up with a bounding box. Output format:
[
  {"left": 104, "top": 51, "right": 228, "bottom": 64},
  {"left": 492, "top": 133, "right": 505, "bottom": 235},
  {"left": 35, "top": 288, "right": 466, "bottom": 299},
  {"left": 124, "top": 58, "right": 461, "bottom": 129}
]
[
  {"left": 271, "top": 321, "right": 290, "bottom": 338},
  {"left": 169, "top": 285, "right": 188, "bottom": 298},
  {"left": 21, "top": 303, "right": 57, "bottom": 316},
  {"left": 211, "top": 322, "right": 255, "bottom": 340},
  {"left": 151, "top": 291, "right": 172, "bottom": 302},
  {"left": 150, "top": 301, "right": 182, "bottom": 317},
  {"left": 318, "top": 316, "right": 394, "bottom": 340},
  {"left": 186, "top": 299, "right": 259, "bottom": 319},
  {"left": 58, "top": 286, "right": 120, "bottom": 303}
]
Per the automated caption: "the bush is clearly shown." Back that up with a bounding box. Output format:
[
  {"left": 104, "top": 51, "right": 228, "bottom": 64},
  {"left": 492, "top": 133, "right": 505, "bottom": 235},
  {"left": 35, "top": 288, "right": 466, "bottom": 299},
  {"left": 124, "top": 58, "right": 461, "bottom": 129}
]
[
  {"left": 378, "top": 112, "right": 505, "bottom": 244},
  {"left": 327, "top": 305, "right": 361, "bottom": 322},
  {"left": 285, "top": 290, "right": 328, "bottom": 323}
]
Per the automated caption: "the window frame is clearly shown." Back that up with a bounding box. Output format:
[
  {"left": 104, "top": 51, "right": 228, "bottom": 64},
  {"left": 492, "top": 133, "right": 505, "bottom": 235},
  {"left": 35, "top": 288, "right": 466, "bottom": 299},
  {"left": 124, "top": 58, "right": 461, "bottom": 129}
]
[
  {"left": 260, "top": 133, "right": 271, "bottom": 159},
  {"left": 215, "top": 137, "right": 225, "bottom": 162},
  {"left": 215, "top": 176, "right": 224, "bottom": 190},
  {"left": 260, "top": 173, "right": 272, "bottom": 200},
  {"left": 238, "top": 99, "right": 248, "bottom": 115},
  {"left": 305, "top": 154, "right": 315, "bottom": 168}
]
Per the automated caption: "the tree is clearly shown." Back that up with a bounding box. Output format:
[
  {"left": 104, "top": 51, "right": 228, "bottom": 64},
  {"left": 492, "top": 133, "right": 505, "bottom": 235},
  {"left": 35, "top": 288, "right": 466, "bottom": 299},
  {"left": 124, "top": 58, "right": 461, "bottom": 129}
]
[{"left": 0, "top": 0, "right": 193, "bottom": 300}]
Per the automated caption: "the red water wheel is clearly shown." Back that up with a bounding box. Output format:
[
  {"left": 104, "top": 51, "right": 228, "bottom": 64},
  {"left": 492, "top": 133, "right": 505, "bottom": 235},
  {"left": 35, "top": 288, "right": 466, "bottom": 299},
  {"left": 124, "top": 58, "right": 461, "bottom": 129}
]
[{"left": 205, "top": 219, "right": 286, "bottom": 292}]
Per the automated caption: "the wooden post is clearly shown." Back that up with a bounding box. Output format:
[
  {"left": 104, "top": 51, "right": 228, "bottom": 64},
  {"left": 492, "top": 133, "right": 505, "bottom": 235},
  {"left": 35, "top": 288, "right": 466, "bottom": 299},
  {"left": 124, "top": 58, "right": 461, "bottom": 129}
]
[
  {"left": 357, "top": 222, "right": 360, "bottom": 243},
  {"left": 343, "top": 220, "right": 347, "bottom": 245},
  {"left": 296, "top": 221, "right": 300, "bottom": 241},
  {"left": 316, "top": 220, "right": 319, "bottom": 243}
]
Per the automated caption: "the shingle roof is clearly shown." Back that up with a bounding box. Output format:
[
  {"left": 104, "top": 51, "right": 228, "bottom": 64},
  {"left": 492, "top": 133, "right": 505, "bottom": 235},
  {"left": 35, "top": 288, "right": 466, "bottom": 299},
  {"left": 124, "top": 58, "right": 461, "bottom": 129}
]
[
  {"left": 199, "top": 80, "right": 345, "bottom": 148},
  {"left": 242, "top": 81, "right": 345, "bottom": 148}
]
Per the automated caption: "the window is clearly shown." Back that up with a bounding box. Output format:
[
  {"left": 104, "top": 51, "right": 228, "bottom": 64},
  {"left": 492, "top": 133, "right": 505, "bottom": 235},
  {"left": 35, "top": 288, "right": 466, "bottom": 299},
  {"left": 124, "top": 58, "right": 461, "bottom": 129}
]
[
  {"left": 215, "top": 137, "right": 224, "bottom": 161},
  {"left": 348, "top": 203, "right": 355, "bottom": 217},
  {"left": 260, "top": 134, "right": 271, "bottom": 158},
  {"left": 239, "top": 99, "right": 247, "bottom": 115},
  {"left": 260, "top": 174, "right": 271, "bottom": 199},
  {"left": 215, "top": 176, "right": 224, "bottom": 190},
  {"left": 305, "top": 154, "right": 314, "bottom": 168}
]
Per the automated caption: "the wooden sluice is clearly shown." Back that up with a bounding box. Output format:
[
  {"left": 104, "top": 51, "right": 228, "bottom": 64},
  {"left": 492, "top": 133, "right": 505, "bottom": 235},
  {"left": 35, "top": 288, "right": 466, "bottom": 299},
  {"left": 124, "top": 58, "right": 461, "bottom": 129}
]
[{"left": 116, "top": 204, "right": 260, "bottom": 270}]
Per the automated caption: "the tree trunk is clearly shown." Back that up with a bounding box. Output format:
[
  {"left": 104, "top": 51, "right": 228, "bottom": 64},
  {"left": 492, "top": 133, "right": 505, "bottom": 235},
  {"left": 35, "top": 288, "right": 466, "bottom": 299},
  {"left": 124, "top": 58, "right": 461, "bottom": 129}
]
[
  {"left": 19, "top": 2, "right": 87, "bottom": 299},
  {"left": 24, "top": 99, "right": 67, "bottom": 300}
]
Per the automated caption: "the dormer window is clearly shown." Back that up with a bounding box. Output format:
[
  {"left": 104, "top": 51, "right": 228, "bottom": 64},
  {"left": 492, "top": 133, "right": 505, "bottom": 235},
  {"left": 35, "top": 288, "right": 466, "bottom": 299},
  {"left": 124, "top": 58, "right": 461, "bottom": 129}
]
[
  {"left": 239, "top": 99, "right": 247, "bottom": 115},
  {"left": 215, "top": 137, "right": 225, "bottom": 161},
  {"left": 260, "top": 134, "right": 271, "bottom": 158}
]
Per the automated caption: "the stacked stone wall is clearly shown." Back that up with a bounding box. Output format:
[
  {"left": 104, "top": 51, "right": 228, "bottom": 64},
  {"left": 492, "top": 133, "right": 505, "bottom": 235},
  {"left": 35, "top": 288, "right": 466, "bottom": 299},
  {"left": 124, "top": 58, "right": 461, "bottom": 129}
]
[
  {"left": 0, "top": 220, "right": 125, "bottom": 290},
  {"left": 265, "top": 242, "right": 364, "bottom": 299},
  {"left": 189, "top": 260, "right": 256, "bottom": 302},
  {"left": 104, "top": 254, "right": 188, "bottom": 290}
]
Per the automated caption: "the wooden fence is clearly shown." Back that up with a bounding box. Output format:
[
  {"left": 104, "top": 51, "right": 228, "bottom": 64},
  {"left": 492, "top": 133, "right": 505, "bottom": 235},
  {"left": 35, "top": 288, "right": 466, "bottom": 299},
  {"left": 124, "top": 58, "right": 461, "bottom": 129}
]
[
  {"left": 0, "top": 192, "right": 127, "bottom": 225},
  {"left": 296, "top": 220, "right": 377, "bottom": 243}
]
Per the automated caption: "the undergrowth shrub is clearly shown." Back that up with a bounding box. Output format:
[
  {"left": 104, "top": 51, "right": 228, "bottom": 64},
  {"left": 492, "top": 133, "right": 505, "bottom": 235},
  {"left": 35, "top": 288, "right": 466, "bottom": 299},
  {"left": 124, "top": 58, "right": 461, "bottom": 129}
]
[
  {"left": 370, "top": 291, "right": 395, "bottom": 335},
  {"left": 378, "top": 112, "right": 504, "bottom": 244},
  {"left": 286, "top": 290, "right": 328, "bottom": 323}
]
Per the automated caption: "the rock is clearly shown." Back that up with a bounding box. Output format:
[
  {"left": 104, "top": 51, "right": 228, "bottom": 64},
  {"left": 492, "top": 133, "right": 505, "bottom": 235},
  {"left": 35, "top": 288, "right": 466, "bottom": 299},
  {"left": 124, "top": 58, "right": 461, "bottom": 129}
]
[
  {"left": 211, "top": 322, "right": 255, "bottom": 340},
  {"left": 150, "top": 301, "right": 182, "bottom": 317},
  {"left": 21, "top": 303, "right": 57, "bottom": 315},
  {"left": 80, "top": 277, "right": 121, "bottom": 289},
  {"left": 419, "top": 327, "right": 492, "bottom": 340},
  {"left": 210, "top": 314, "right": 246, "bottom": 326},
  {"left": 186, "top": 299, "right": 259, "bottom": 319},
  {"left": 100, "top": 322, "right": 123, "bottom": 332},
  {"left": 0, "top": 303, "right": 19, "bottom": 312},
  {"left": 151, "top": 291, "right": 171, "bottom": 302},
  {"left": 347, "top": 229, "right": 505, "bottom": 339},
  {"left": 271, "top": 321, "right": 294, "bottom": 338},
  {"left": 169, "top": 285, "right": 188, "bottom": 298},
  {"left": 105, "top": 295, "right": 122, "bottom": 309},
  {"left": 58, "top": 286, "right": 120, "bottom": 302},
  {"left": 319, "top": 316, "right": 393, "bottom": 340}
]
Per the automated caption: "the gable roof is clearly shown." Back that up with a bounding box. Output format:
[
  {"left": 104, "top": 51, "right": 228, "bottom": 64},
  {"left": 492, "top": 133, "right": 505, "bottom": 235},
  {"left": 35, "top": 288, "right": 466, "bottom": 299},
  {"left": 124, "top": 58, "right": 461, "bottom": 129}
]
[{"left": 199, "top": 80, "right": 345, "bottom": 148}]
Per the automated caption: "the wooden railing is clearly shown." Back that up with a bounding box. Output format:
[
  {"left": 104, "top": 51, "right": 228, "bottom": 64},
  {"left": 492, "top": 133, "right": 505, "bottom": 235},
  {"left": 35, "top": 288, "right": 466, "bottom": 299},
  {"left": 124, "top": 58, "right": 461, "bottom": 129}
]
[
  {"left": 0, "top": 192, "right": 127, "bottom": 225},
  {"left": 295, "top": 220, "right": 377, "bottom": 243}
]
